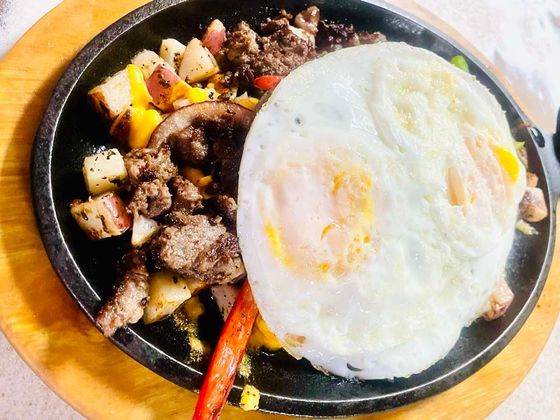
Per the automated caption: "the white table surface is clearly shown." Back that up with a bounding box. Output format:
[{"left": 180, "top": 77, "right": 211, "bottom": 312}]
[{"left": 1, "top": 0, "right": 559, "bottom": 418}]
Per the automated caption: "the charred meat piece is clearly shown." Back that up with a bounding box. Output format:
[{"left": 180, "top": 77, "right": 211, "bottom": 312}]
[
  {"left": 256, "top": 23, "right": 315, "bottom": 76},
  {"left": 316, "top": 20, "right": 386, "bottom": 52},
  {"left": 169, "top": 126, "right": 209, "bottom": 165},
  {"left": 96, "top": 249, "right": 149, "bottom": 337},
  {"left": 316, "top": 20, "right": 360, "bottom": 51},
  {"left": 128, "top": 179, "right": 172, "bottom": 218},
  {"left": 150, "top": 214, "right": 245, "bottom": 284},
  {"left": 194, "top": 232, "right": 244, "bottom": 283},
  {"left": 124, "top": 145, "right": 177, "bottom": 186},
  {"left": 224, "top": 21, "right": 261, "bottom": 66},
  {"left": 149, "top": 102, "right": 254, "bottom": 197},
  {"left": 169, "top": 176, "right": 204, "bottom": 213},
  {"left": 205, "top": 195, "right": 237, "bottom": 225},
  {"left": 295, "top": 6, "right": 320, "bottom": 35},
  {"left": 223, "top": 17, "right": 315, "bottom": 83}
]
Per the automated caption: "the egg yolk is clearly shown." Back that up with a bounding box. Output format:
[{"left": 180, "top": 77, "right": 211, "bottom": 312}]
[{"left": 263, "top": 153, "right": 376, "bottom": 279}]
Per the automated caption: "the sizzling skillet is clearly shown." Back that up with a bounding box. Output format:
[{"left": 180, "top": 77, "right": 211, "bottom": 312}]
[{"left": 31, "top": 0, "right": 560, "bottom": 416}]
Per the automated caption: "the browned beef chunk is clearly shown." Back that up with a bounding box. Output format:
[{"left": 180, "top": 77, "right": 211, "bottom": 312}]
[
  {"left": 95, "top": 249, "right": 149, "bottom": 337},
  {"left": 169, "top": 176, "right": 203, "bottom": 213},
  {"left": 150, "top": 215, "right": 245, "bottom": 284},
  {"left": 222, "top": 17, "right": 315, "bottom": 84},
  {"left": 261, "top": 16, "right": 291, "bottom": 34},
  {"left": 128, "top": 179, "right": 172, "bottom": 218},
  {"left": 224, "top": 22, "right": 260, "bottom": 66},
  {"left": 316, "top": 20, "right": 386, "bottom": 52},
  {"left": 194, "top": 232, "right": 243, "bottom": 282},
  {"left": 205, "top": 195, "right": 237, "bottom": 225},
  {"left": 256, "top": 24, "right": 315, "bottom": 76},
  {"left": 124, "top": 145, "right": 177, "bottom": 186},
  {"left": 169, "top": 126, "right": 209, "bottom": 165},
  {"left": 295, "top": 6, "right": 320, "bottom": 35}
]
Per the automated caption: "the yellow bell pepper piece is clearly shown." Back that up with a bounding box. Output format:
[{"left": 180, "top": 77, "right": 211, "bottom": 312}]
[
  {"left": 128, "top": 108, "right": 163, "bottom": 149},
  {"left": 236, "top": 96, "right": 259, "bottom": 111},
  {"left": 186, "top": 87, "right": 209, "bottom": 104},
  {"left": 127, "top": 64, "right": 152, "bottom": 109}
]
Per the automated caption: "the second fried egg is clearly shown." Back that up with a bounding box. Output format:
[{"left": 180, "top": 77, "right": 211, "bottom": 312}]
[{"left": 237, "top": 43, "right": 526, "bottom": 379}]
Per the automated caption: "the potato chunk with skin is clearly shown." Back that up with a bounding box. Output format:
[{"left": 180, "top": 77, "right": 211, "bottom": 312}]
[
  {"left": 88, "top": 69, "right": 132, "bottom": 121},
  {"left": 82, "top": 149, "right": 128, "bottom": 195},
  {"left": 160, "top": 38, "right": 186, "bottom": 71},
  {"left": 179, "top": 38, "right": 220, "bottom": 82},
  {"left": 131, "top": 49, "right": 174, "bottom": 79},
  {"left": 131, "top": 213, "right": 160, "bottom": 247},
  {"left": 483, "top": 277, "right": 514, "bottom": 321},
  {"left": 143, "top": 271, "right": 192, "bottom": 324},
  {"left": 519, "top": 187, "right": 548, "bottom": 222},
  {"left": 202, "top": 19, "right": 226, "bottom": 55},
  {"left": 70, "top": 192, "right": 131, "bottom": 240}
]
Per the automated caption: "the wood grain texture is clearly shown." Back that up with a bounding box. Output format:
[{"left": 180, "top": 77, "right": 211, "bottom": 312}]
[{"left": 0, "top": 0, "right": 557, "bottom": 418}]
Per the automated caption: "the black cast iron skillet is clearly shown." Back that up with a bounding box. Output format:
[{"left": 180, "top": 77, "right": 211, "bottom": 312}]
[{"left": 32, "top": 0, "right": 560, "bottom": 416}]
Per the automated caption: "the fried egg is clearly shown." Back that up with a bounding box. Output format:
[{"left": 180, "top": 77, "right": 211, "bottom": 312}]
[{"left": 237, "top": 43, "right": 526, "bottom": 379}]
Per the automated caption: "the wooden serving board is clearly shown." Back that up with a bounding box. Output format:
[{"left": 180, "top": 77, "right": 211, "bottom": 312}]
[{"left": 0, "top": 0, "right": 557, "bottom": 418}]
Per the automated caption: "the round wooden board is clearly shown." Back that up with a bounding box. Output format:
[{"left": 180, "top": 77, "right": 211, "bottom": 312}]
[{"left": 0, "top": 0, "right": 558, "bottom": 418}]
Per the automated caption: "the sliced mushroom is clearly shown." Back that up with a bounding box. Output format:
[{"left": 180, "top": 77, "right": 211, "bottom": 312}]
[
  {"left": 519, "top": 187, "right": 548, "bottom": 222},
  {"left": 148, "top": 101, "right": 255, "bottom": 149}
]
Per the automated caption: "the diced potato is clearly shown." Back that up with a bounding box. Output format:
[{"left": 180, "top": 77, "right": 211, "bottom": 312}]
[
  {"left": 131, "top": 49, "right": 174, "bottom": 79},
  {"left": 70, "top": 192, "right": 131, "bottom": 240},
  {"left": 88, "top": 69, "right": 132, "bottom": 121},
  {"left": 239, "top": 385, "right": 260, "bottom": 411},
  {"left": 82, "top": 149, "right": 127, "bottom": 195},
  {"left": 483, "top": 276, "right": 514, "bottom": 321},
  {"left": 109, "top": 107, "right": 133, "bottom": 143},
  {"left": 146, "top": 65, "right": 183, "bottom": 111},
  {"left": 159, "top": 38, "right": 186, "bottom": 71},
  {"left": 179, "top": 38, "right": 220, "bottom": 82},
  {"left": 131, "top": 213, "right": 159, "bottom": 247},
  {"left": 186, "top": 278, "right": 207, "bottom": 295},
  {"left": 143, "top": 271, "right": 192, "bottom": 324},
  {"left": 210, "top": 284, "right": 239, "bottom": 319},
  {"left": 519, "top": 187, "right": 548, "bottom": 222},
  {"left": 202, "top": 19, "right": 226, "bottom": 55}
]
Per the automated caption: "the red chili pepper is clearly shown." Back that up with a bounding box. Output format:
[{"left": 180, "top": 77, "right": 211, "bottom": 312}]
[
  {"left": 253, "top": 75, "right": 283, "bottom": 90},
  {"left": 192, "top": 280, "right": 259, "bottom": 420}
]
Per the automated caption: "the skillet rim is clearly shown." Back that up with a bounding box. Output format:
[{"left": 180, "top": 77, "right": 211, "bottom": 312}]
[{"left": 30, "top": 0, "right": 559, "bottom": 416}]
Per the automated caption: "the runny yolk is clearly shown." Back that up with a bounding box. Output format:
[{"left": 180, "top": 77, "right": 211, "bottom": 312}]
[{"left": 263, "top": 157, "right": 376, "bottom": 279}]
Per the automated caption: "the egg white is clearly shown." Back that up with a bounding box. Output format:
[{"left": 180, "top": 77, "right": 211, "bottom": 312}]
[{"left": 237, "top": 42, "right": 526, "bottom": 379}]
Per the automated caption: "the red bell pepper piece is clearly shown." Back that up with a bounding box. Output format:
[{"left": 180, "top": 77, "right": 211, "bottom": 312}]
[
  {"left": 253, "top": 75, "right": 283, "bottom": 91},
  {"left": 192, "top": 280, "right": 259, "bottom": 420}
]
